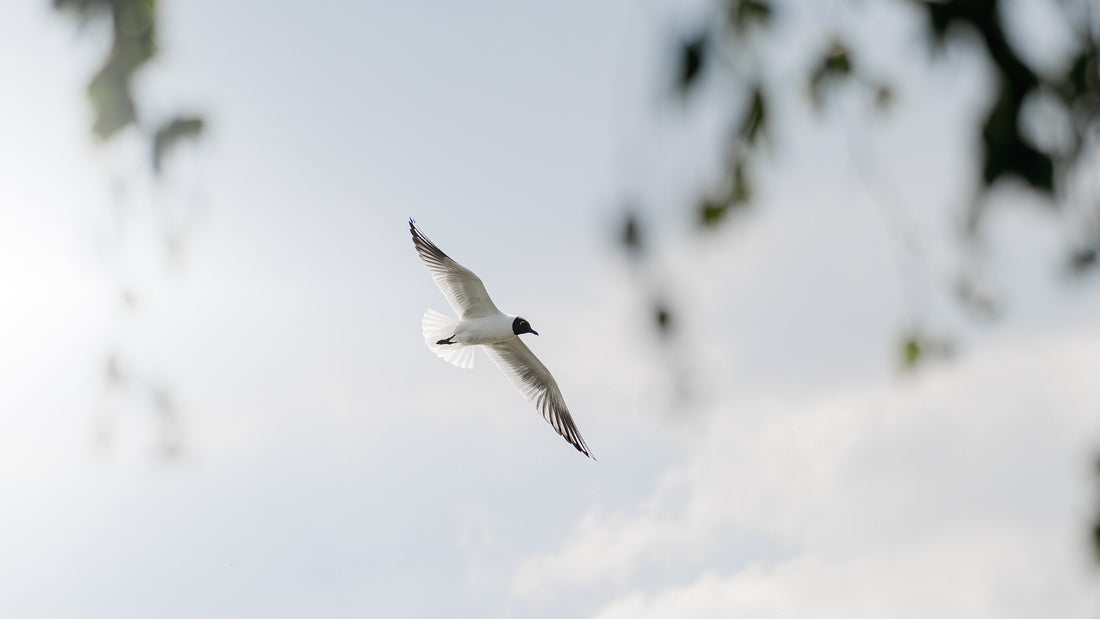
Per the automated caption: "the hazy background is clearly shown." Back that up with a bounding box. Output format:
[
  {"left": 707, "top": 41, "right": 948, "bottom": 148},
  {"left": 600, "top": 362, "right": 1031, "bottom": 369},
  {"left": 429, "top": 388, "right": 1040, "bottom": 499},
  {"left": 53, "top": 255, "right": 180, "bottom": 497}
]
[{"left": 2, "top": 1, "right": 1099, "bottom": 617}]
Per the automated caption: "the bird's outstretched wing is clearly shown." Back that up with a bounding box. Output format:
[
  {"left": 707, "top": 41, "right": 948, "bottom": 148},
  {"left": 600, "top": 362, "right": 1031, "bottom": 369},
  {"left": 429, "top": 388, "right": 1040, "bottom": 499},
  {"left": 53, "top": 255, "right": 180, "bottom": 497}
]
[
  {"left": 410, "top": 218, "right": 500, "bottom": 318},
  {"left": 484, "top": 337, "right": 593, "bottom": 458}
]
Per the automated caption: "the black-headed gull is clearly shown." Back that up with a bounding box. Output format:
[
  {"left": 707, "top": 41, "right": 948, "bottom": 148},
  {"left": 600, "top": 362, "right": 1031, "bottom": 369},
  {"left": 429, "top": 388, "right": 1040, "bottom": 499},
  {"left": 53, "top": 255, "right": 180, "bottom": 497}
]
[{"left": 410, "top": 218, "right": 593, "bottom": 459}]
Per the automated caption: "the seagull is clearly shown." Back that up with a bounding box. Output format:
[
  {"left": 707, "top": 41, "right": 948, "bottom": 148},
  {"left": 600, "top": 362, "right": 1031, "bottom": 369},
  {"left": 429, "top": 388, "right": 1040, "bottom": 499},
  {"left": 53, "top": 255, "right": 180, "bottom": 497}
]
[{"left": 409, "top": 218, "right": 593, "bottom": 459}]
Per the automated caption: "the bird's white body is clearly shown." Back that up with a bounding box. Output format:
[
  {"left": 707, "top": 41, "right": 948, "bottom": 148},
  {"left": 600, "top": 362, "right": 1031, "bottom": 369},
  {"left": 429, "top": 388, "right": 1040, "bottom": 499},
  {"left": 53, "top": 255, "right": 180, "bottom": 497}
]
[{"left": 454, "top": 314, "right": 517, "bottom": 345}]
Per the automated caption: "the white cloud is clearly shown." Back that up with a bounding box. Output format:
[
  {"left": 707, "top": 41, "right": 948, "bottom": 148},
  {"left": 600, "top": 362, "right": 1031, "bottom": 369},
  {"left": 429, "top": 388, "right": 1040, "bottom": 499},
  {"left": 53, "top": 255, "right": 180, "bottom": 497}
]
[
  {"left": 512, "top": 327, "right": 1100, "bottom": 616},
  {"left": 592, "top": 524, "right": 1095, "bottom": 619}
]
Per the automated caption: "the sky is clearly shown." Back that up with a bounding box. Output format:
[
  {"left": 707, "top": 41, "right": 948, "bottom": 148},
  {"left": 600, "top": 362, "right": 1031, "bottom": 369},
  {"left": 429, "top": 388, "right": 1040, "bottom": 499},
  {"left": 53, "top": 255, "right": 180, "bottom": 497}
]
[{"left": 1, "top": 0, "right": 1099, "bottom": 617}]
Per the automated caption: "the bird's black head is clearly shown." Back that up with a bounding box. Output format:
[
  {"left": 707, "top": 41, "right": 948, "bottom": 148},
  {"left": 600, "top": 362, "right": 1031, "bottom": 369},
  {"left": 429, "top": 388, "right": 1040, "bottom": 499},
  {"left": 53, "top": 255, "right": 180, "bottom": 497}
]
[{"left": 512, "top": 317, "right": 538, "bottom": 336}]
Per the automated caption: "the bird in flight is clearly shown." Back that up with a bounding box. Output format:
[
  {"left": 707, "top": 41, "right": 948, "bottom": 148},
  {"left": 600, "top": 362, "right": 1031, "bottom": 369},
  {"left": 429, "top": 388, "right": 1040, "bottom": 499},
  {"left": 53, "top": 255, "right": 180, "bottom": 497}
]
[{"left": 409, "top": 218, "right": 593, "bottom": 458}]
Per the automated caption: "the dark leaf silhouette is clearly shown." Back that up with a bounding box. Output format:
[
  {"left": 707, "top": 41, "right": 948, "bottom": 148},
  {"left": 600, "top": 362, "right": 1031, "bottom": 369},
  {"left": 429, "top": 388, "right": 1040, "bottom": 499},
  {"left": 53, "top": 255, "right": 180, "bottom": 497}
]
[
  {"left": 809, "top": 40, "right": 852, "bottom": 107},
  {"left": 738, "top": 86, "right": 767, "bottom": 145},
  {"left": 699, "top": 161, "right": 751, "bottom": 227},
  {"left": 677, "top": 34, "right": 707, "bottom": 94},
  {"left": 621, "top": 211, "right": 644, "bottom": 256},
  {"left": 982, "top": 86, "right": 1053, "bottom": 193},
  {"left": 654, "top": 302, "right": 673, "bottom": 335},
  {"left": 1063, "top": 49, "right": 1099, "bottom": 103},
  {"left": 152, "top": 116, "right": 205, "bottom": 173},
  {"left": 1070, "top": 246, "right": 1098, "bottom": 274},
  {"left": 699, "top": 199, "right": 728, "bottom": 227}
]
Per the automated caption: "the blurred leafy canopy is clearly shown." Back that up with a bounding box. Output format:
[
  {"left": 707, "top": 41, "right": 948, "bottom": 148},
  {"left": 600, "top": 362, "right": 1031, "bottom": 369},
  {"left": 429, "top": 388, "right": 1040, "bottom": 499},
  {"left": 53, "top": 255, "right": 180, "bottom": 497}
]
[
  {"left": 678, "top": 0, "right": 1098, "bottom": 246},
  {"left": 54, "top": 0, "right": 203, "bottom": 171},
  {"left": 53, "top": 0, "right": 204, "bottom": 457},
  {"left": 623, "top": 0, "right": 1100, "bottom": 355}
]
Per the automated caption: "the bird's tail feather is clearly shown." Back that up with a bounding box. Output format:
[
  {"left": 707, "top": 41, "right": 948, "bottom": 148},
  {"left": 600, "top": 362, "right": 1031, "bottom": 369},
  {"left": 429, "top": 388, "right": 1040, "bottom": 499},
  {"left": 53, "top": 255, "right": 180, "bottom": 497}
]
[{"left": 422, "top": 309, "right": 475, "bottom": 369}]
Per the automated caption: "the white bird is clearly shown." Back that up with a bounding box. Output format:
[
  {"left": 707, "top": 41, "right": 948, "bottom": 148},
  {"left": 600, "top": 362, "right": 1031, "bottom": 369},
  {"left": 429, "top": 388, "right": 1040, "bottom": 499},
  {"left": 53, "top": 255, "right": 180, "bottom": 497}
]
[{"left": 410, "top": 218, "right": 593, "bottom": 458}]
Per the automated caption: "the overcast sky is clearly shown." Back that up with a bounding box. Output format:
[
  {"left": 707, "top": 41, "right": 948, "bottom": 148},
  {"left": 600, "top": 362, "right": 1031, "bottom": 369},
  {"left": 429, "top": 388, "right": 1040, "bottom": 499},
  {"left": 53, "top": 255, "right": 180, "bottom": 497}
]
[{"left": 1, "top": 1, "right": 1099, "bottom": 617}]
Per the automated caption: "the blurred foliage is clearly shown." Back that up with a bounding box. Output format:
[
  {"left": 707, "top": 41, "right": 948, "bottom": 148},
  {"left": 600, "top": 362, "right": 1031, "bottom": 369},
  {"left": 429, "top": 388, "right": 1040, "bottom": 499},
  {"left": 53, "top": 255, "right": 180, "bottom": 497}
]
[
  {"left": 621, "top": 210, "right": 644, "bottom": 256},
  {"left": 922, "top": 0, "right": 1054, "bottom": 195},
  {"left": 730, "top": 0, "right": 773, "bottom": 34},
  {"left": 623, "top": 0, "right": 1100, "bottom": 370},
  {"left": 1071, "top": 246, "right": 1098, "bottom": 273},
  {"left": 678, "top": 33, "right": 708, "bottom": 94},
  {"left": 152, "top": 115, "right": 204, "bottom": 173},
  {"left": 902, "top": 336, "right": 921, "bottom": 367},
  {"left": 738, "top": 86, "right": 767, "bottom": 145},
  {"left": 899, "top": 330, "right": 954, "bottom": 370},
  {"left": 53, "top": 0, "right": 204, "bottom": 172},
  {"left": 54, "top": 0, "right": 204, "bottom": 458},
  {"left": 699, "top": 160, "right": 752, "bottom": 226},
  {"left": 654, "top": 301, "right": 673, "bottom": 335},
  {"left": 808, "top": 40, "right": 852, "bottom": 108},
  {"left": 54, "top": 0, "right": 155, "bottom": 139}
]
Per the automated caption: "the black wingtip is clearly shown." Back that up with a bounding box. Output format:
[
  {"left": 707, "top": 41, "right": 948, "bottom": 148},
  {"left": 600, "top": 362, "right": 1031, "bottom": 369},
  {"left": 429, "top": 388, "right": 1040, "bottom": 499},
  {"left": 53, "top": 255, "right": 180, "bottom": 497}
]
[
  {"left": 409, "top": 218, "right": 426, "bottom": 247},
  {"left": 570, "top": 436, "right": 595, "bottom": 460},
  {"left": 409, "top": 218, "right": 426, "bottom": 242},
  {"left": 409, "top": 219, "right": 452, "bottom": 264}
]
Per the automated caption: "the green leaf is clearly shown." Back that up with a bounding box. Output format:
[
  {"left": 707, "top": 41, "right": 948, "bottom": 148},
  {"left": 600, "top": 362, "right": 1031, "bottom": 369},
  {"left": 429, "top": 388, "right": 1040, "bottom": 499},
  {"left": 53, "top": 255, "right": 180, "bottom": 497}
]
[
  {"left": 981, "top": 89, "right": 1053, "bottom": 193},
  {"left": 654, "top": 302, "right": 673, "bottom": 334},
  {"left": 59, "top": 0, "right": 159, "bottom": 140},
  {"left": 902, "top": 337, "right": 921, "bottom": 368},
  {"left": 738, "top": 86, "right": 767, "bottom": 145},
  {"left": 88, "top": 60, "right": 136, "bottom": 139},
  {"left": 152, "top": 116, "right": 205, "bottom": 173},
  {"left": 699, "top": 161, "right": 752, "bottom": 228},
  {"left": 730, "top": 0, "right": 773, "bottom": 34},
  {"left": 699, "top": 199, "right": 728, "bottom": 227},
  {"left": 677, "top": 34, "right": 707, "bottom": 94},
  {"left": 809, "top": 40, "right": 853, "bottom": 108}
]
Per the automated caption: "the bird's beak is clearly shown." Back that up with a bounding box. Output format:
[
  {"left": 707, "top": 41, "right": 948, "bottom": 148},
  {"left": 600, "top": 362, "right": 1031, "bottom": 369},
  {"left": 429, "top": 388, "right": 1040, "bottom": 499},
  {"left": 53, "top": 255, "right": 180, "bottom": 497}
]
[{"left": 532, "top": 330, "right": 539, "bottom": 336}]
